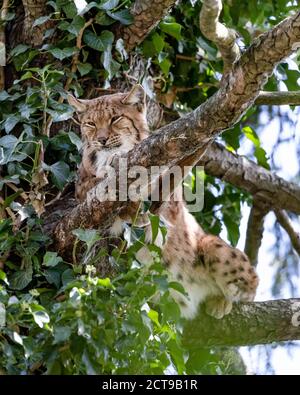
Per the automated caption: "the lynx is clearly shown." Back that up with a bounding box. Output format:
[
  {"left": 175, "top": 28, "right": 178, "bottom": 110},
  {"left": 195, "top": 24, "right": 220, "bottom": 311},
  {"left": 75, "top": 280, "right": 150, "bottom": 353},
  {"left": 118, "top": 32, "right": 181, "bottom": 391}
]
[{"left": 68, "top": 85, "right": 259, "bottom": 320}]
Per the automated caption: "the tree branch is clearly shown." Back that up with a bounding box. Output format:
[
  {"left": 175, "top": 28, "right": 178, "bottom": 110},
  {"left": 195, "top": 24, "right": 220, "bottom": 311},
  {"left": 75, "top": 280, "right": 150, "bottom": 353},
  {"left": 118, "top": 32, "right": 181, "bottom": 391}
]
[
  {"left": 274, "top": 210, "right": 300, "bottom": 256},
  {"left": 183, "top": 298, "right": 300, "bottom": 348},
  {"left": 119, "top": 0, "right": 176, "bottom": 51},
  {"left": 244, "top": 199, "right": 268, "bottom": 266},
  {"left": 52, "top": 10, "right": 300, "bottom": 252},
  {"left": 255, "top": 90, "right": 300, "bottom": 106},
  {"left": 199, "top": 143, "right": 300, "bottom": 215},
  {"left": 199, "top": 0, "right": 240, "bottom": 72}
]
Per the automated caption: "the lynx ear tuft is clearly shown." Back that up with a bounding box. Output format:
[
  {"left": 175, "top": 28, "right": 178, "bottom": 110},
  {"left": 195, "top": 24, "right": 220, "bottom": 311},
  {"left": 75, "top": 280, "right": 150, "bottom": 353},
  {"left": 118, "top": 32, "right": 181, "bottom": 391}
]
[
  {"left": 67, "top": 94, "right": 87, "bottom": 113},
  {"left": 122, "top": 84, "right": 146, "bottom": 107}
]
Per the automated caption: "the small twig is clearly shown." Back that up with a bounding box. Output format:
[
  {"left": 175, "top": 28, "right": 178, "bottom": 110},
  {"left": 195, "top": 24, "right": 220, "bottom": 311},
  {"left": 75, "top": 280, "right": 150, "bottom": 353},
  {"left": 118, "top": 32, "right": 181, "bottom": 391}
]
[
  {"left": 6, "top": 183, "right": 28, "bottom": 201},
  {"left": 255, "top": 91, "right": 300, "bottom": 106},
  {"left": 275, "top": 210, "right": 300, "bottom": 257}
]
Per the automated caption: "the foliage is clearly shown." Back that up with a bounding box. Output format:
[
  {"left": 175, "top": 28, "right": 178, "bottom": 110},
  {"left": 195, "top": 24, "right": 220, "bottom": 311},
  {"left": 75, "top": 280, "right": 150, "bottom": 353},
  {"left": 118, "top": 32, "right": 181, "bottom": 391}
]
[{"left": 0, "top": 0, "right": 299, "bottom": 375}]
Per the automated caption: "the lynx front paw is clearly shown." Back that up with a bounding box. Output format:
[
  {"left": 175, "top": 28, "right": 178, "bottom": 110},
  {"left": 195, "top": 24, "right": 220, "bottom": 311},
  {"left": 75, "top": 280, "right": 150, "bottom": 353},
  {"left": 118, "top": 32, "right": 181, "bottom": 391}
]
[{"left": 205, "top": 296, "right": 232, "bottom": 319}]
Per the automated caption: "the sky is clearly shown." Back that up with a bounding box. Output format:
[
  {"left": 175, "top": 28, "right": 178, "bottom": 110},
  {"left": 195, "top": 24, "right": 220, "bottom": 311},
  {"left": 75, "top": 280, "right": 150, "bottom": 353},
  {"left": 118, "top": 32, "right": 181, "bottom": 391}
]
[{"left": 235, "top": 103, "right": 300, "bottom": 375}]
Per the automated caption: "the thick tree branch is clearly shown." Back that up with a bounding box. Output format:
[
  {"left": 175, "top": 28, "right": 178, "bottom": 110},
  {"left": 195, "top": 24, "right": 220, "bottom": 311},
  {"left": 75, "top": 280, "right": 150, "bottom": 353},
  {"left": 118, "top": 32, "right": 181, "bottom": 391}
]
[
  {"left": 275, "top": 210, "right": 300, "bottom": 256},
  {"left": 199, "top": 0, "right": 240, "bottom": 72},
  {"left": 199, "top": 143, "right": 300, "bottom": 215},
  {"left": 244, "top": 199, "right": 268, "bottom": 266},
  {"left": 53, "top": 10, "right": 300, "bottom": 252},
  {"left": 119, "top": 0, "right": 176, "bottom": 51},
  {"left": 183, "top": 298, "right": 300, "bottom": 348},
  {"left": 255, "top": 90, "right": 300, "bottom": 106}
]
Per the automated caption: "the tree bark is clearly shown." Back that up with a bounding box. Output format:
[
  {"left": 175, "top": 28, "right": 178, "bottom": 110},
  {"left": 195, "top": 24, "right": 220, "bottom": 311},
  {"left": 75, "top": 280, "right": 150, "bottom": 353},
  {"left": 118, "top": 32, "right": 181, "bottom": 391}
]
[
  {"left": 199, "top": 143, "right": 300, "bottom": 215},
  {"left": 119, "top": 0, "right": 176, "bottom": 51},
  {"left": 183, "top": 298, "right": 300, "bottom": 348}
]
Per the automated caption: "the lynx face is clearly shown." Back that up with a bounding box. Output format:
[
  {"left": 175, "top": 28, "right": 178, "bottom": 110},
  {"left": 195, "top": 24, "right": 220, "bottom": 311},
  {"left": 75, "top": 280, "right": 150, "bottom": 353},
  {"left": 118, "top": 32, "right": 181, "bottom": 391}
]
[{"left": 68, "top": 85, "right": 149, "bottom": 200}]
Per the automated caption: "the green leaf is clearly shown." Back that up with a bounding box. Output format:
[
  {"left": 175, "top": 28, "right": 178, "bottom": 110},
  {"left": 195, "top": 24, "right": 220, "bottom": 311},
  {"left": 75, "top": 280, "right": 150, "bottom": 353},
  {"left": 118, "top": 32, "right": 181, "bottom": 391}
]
[
  {"left": 48, "top": 47, "right": 77, "bottom": 61},
  {"left": 0, "top": 302, "right": 6, "bottom": 327},
  {"left": 97, "top": 278, "right": 113, "bottom": 288},
  {"left": 44, "top": 161, "right": 70, "bottom": 190},
  {"left": 160, "top": 22, "right": 182, "bottom": 40},
  {"left": 83, "top": 30, "right": 114, "bottom": 51},
  {"left": 100, "top": 0, "right": 119, "bottom": 10},
  {"left": 66, "top": 15, "right": 85, "bottom": 35},
  {"left": 32, "top": 310, "right": 50, "bottom": 328},
  {"left": 242, "top": 126, "right": 260, "bottom": 147},
  {"left": 106, "top": 9, "right": 133, "bottom": 25},
  {"left": 148, "top": 309, "right": 160, "bottom": 327},
  {"left": 152, "top": 33, "right": 165, "bottom": 53},
  {"left": 3, "top": 115, "right": 20, "bottom": 133},
  {"left": 72, "top": 228, "right": 100, "bottom": 250},
  {"left": 255, "top": 146, "right": 270, "bottom": 169},
  {"left": 149, "top": 214, "right": 159, "bottom": 243},
  {"left": 32, "top": 15, "right": 50, "bottom": 27},
  {"left": 101, "top": 46, "right": 120, "bottom": 80},
  {"left": 43, "top": 251, "right": 63, "bottom": 267},
  {"left": 53, "top": 326, "right": 71, "bottom": 344},
  {"left": 0, "top": 269, "right": 8, "bottom": 285},
  {"left": 158, "top": 56, "right": 171, "bottom": 75},
  {"left": 77, "top": 62, "right": 92, "bottom": 76},
  {"left": 44, "top": 269, "right": 61, "bottom": 288},
  {"left": 69, "top": 131, "right": 83, "bottom": 151},
  {"left": 10, "top": 44, "right": 30, "bottom": 57},
  {"left": 9, "top": 265, "right": 33, "bottom": 290},
  {"left": 223, "top": 214, "right": 240, "bottom": 247}
]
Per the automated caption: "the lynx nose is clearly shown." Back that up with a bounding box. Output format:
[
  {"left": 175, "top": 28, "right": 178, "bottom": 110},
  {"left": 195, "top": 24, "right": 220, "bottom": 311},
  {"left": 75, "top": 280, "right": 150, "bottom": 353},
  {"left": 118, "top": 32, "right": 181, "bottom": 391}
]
[{"left": 99, "top": 137, "right": 108, "bottom": 146}]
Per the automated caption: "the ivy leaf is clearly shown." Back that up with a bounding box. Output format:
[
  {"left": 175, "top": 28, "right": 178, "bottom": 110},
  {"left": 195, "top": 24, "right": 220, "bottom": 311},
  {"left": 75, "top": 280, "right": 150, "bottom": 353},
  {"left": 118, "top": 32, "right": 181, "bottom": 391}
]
[
  {"left": 32, "top": 15, "right": 50, "bottom": 27},
  {"left": 77, "top": 62, "right": 92, "bottom": 76},
  {"left": 43, "top": 251, "right": 63, "bottom": 267},
  {"left": 160, "top": 22, "right": 182, "bottom": 40},
  {"left": 72, "top": 229, "right": 100, "bottom": 251},
  {"left": 43, "top": 161, "right": 70, "bottom": 190},
  {"left": 3, "top": 115, "right": 20, "bottom": 133},
  {"left": 83, "top": 30, "right": 114, "bottom": 52},
  {"left": 255, "top": 146, "right": 270, "bottom": 169},
  {"left": 101, "top": 46, "right": 121, "bottom": 80},
  {"left": 149, "top": 214, "right": 159, "bottom": 243},
  {"left": 148, "top": 309, "right": 160, "bottom": 327},
  {"left": 100, "top": 0, "right": 119, "bottom": 10},
  {"left": 223, "top": 213, "right": 240, "bottom": 247},
  {"left": 53, "top": 326, "right": 71, "bottom": 344},
  {"left": 48, "top": 47, "right": 77, "bottom": 61},
  {"left": 242, "top": 126, "right": 260, "bottom": 146},
  {"left": 69, "top": 131, "right": 83, "bottom": 151},
  {"left": 152, "top": 33, "right": 165, "bottom": 54},
  {"left": 32, "top": 310, "right": 50, "bottom": 328},
  {"left": 0, "top": 302, "right": 6, "bottom": 327},
  {"left": 10, "top": 44, "right": 30, "bottom": 57},
  {"left": 106, "top": 9, "right": 133, "bottom": 25},
  {"left": 9, "top": 265, "right": 33, "bottom": 290}
]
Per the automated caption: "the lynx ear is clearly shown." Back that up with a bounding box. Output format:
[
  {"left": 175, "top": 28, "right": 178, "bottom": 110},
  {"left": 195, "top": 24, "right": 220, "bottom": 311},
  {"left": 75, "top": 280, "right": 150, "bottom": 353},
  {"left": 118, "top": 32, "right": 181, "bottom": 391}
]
[
  {"left": 67, "top": 94, "right": 88, "bottom": 113},
  {"left": 122, "top": 84, "right": 146, "bottom": 107}
]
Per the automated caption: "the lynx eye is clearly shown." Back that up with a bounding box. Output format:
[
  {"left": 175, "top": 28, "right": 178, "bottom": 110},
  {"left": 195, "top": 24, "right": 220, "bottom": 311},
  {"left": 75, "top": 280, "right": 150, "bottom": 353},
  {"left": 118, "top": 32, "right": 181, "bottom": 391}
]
[
  {"left": 111, "top": 116, "right": 122, "bottom": 125},
  {"left": 84, "top": 123, "right": 96, "bottom": 129}
]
